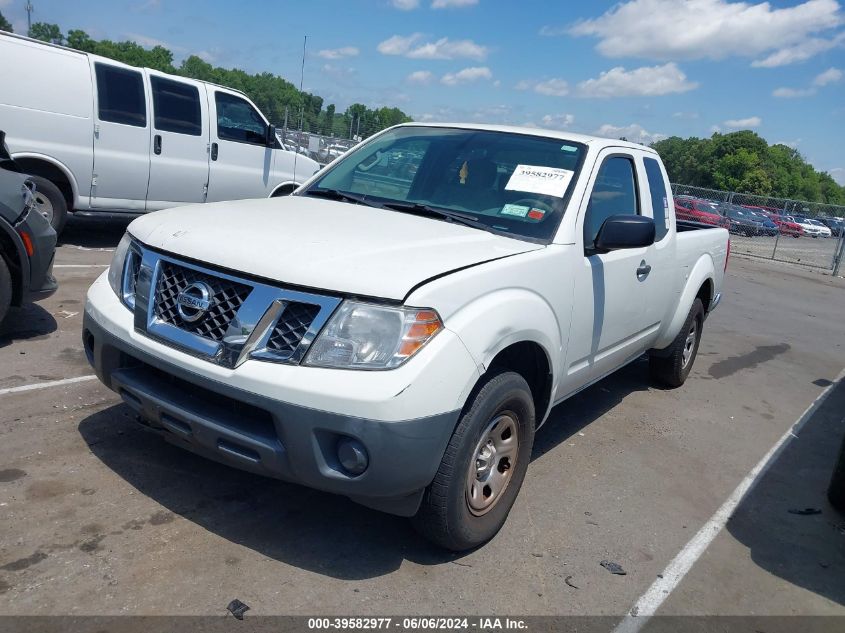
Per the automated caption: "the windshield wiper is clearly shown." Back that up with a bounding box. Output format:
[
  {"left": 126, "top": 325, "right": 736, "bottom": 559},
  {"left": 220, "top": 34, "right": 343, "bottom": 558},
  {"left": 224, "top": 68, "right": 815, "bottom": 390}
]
[
  {"left": 380, "top": 201, "right": 487, "bottom": 231},
  {"left": 302, "top": 188, "right": 383, "bottom": 208}
]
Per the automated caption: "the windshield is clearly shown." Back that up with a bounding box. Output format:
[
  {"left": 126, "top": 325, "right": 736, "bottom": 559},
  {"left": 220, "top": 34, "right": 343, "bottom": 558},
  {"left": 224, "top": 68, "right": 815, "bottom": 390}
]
[{"left": 300, "top": 125, "right": 587, "bottom": 242}]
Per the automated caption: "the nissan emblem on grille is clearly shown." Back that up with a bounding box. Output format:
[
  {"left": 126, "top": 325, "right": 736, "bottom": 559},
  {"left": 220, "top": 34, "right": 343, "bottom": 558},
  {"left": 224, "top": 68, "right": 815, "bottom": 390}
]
[{"left": 177, "top": 281, "right": 214, "bottom": 323}]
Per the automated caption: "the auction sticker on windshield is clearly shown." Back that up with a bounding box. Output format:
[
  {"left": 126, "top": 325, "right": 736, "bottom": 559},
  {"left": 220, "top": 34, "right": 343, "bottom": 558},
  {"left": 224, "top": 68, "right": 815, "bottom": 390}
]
[{"left": 505, "top": 165, "right": 574, "bottom": 198}]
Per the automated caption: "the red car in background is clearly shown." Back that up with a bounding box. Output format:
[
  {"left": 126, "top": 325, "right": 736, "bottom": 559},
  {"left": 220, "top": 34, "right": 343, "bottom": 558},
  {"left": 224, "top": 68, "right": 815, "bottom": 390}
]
[
  {"left": 675, "top": 196, "right": 728, "bottom": 227},
  {"left": 744, "top": 207, "right": 804, "bottom": 237}
]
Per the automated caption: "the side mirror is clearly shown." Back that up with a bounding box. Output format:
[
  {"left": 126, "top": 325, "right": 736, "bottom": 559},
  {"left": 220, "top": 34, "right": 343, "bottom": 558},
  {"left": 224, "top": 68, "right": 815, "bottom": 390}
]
[
  {"left": 594, "top": 215, "right": 655, "bottom": 251},
  {"left": 266, "top": 124, "right": 277, "bottom": 147}
]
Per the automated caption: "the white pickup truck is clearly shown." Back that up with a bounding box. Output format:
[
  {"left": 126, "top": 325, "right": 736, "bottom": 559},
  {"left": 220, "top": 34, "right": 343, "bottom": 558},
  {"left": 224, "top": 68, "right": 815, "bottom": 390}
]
[{"left": 83, "top": 123, "right": 729, "bottom": 550}]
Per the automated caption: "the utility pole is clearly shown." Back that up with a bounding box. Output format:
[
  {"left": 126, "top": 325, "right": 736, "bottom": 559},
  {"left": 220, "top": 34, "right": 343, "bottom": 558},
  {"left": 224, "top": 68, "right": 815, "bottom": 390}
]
[{"left": 25, "top": 1, "right": 34, "bottom": 36}]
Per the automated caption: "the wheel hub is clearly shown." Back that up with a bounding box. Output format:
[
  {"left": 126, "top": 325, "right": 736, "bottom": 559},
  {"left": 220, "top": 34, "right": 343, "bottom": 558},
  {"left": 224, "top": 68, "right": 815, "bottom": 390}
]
[{"left": 466, "top": 413, "right": 519, "bottom": 516}]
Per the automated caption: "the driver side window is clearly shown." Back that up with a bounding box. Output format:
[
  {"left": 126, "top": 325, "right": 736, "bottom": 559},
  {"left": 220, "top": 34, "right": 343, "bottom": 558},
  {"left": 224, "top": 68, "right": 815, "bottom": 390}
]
[
  {"left": 583, "top": 156, "right": 639, "bottom": 250},
  {"left": 215, "top": 91, "right": 267, "bottom": 145}
]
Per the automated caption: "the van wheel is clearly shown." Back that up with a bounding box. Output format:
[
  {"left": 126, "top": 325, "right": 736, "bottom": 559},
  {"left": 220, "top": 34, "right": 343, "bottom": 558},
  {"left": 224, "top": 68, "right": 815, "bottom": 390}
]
[
  {"left": 0, "top": 256, "right": 12, "bottom": 325},
  {"left": 649, "top": 298, "right": 704, "bottom": 388},
  {"left": 412, "top": 371, "right": 535, "bottom": 551},
  {"left": 28, "top": 176, "right": 68, "bottom": 234}
]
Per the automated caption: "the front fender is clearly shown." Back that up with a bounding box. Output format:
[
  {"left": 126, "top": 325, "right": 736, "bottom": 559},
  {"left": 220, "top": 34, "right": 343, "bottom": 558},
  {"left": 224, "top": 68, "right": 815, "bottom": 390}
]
[
  {"left": 446, "top": 287, "right": 561, "bottom": 383},
  {"left": 652, "top": 254, "right": 714, "bottom": 350}
]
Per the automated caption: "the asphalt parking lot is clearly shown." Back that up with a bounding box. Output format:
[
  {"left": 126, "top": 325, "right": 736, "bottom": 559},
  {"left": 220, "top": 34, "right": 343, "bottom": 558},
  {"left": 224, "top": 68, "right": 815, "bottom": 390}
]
[{"left": 1, "top": 219, "right": 844, "bottom": 623}]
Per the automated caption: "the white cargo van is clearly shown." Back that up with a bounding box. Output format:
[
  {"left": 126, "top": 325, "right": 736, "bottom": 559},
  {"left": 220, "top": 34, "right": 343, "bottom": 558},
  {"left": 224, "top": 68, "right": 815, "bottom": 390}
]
[{"left": 0, "top": 32, "right": 320, "bottom": 233}]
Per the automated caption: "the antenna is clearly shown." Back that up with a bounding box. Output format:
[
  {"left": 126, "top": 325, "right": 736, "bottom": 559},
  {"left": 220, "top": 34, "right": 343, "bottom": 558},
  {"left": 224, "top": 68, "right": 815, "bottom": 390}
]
[
  {"left": 292, "top": 34, "right": 307, "bottom": 184},
  {"left": 25, "top": 1, "right": 34, "bottom": 35}
]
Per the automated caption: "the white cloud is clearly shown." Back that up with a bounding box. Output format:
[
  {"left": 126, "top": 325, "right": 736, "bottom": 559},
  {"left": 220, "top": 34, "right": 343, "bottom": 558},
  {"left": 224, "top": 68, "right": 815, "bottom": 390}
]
[
  {"left": 317, "top": 46, "right": 359, "bottom": 60},
  {"left": 565, "top": 0, "right": 843, "bottom": 66},
  {"left": 407, "top": 70, "right": 434, "bottom": 85},
  {"left": 829, "top": 167, "right": 845, "bottom": 185},
  {"left": 774, "top": 139, "right": 802, "bottom": 149},
  {"left": 772, "top": 66, "right": 841, "bottom": 97},
  {"left": 594, "top": 123, "right": 667, "bottom": 144},
  {"left": 391, "top": 0, "right": 420, "bottom": 9},
  {"left": 772, "top": 86, "right": 816, "bottom": 98},
  {"left": 814, "top": 66, "right": 843, "bottom": 85},
  {"left": 751, "top": 32, "right": 845, "bottom": 67},
  {"left": 124, "top": 32, "right": 184, "bottom": 52},
  {"left": 513, "top": 78, "right": 569, "bottom": 96},
  {"left": 540, "top": 113, "right": 576, "bottom": 130},
  {"left": 441, "top": 66, "right": 492, "bottom": 85},
  {"left": 723, "top": 116, "right": 762, "bottom": 129},
  {"left": 432, "top": 0, "right": 478, "bottom": 7},
  {"left": 576, "top": 63, "right": 697, "bottom": 98},
  {"left": 377, "top": 34, "right": 488, "bottom": 60},
  {"left": 321, "top": 64, "right": 356, "bottom": 78},
  {"left": 672, "top": 111, "right": 700, "bottom": 120}
]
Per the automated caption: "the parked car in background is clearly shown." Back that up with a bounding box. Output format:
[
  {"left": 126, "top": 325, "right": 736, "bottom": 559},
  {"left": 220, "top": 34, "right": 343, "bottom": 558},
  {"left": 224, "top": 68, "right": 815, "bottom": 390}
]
[
  {"left": 0, "top": 131, "right": 57, "bottom": 325},
  {"left": 742, "top": 209, "right": 779, "bottom": 236},
  {"left": 764, "top": 212, "right": 803, "bottom": 237},
  {"left": 675, "top": 196, "right": 726, "bottom": 226},
  {"left": 84, "top": 124, "right": 729, "bottom": 550},
  {"left": 723, "top": 206, "right": 767, "bottom": 237},
  {"left": 791, "top": 216, "right": 831, "bottom": 238},
  {"left": 818, "top": 216, "right": 845, "bottom": 237},
  {"left": 0, "top": 32, "right": 320, "bottom": 234}
]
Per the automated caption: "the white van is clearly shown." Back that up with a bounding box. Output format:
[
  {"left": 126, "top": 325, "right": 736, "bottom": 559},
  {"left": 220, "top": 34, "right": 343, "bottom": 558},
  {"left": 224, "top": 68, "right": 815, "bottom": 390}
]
[{"left": 0, "top": 32, "right": 320, "bottom": 232}]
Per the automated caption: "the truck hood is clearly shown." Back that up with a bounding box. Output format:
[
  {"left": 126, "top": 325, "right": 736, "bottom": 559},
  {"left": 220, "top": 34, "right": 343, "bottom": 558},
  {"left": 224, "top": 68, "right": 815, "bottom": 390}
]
[{"left": 128, "top": 196, "right": 543, "bottom": 300}]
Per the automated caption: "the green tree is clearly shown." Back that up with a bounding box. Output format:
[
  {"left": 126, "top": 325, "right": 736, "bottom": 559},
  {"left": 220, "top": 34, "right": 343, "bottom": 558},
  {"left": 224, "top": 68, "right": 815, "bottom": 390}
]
[
  {"left": 0, "top": 10, "right": 13, "bottom": 33},
  {"left": 29, "top": 22, "right": 63, "bottom": 44}
]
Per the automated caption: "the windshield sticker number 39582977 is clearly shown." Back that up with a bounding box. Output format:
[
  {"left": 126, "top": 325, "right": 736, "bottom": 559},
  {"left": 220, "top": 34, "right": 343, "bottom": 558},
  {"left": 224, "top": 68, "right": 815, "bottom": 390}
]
[{"left": 505, "top": 164, "right": 574, "bottom": 198}]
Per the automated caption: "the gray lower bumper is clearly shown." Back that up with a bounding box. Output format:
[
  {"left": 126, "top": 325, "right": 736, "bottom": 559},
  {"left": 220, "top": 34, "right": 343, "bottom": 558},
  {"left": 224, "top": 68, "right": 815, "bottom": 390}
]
[{"left": 83, "top": 312, "right": 460, "bottom": 517}]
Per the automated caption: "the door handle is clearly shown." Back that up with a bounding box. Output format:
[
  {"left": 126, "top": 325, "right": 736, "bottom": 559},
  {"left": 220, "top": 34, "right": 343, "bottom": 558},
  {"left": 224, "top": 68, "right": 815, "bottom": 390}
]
[
  {"left": 636, "top": 260, "right": 652, "bottom": 278},
  {"left": 211, "top": 142, "right": 218, "bottom": 161},
  {"left": 153, "top": 134, "right": 162, "bottom": 155}
]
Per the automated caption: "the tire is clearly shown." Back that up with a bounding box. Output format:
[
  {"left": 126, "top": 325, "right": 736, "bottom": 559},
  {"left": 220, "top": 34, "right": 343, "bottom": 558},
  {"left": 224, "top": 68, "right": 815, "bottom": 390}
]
[
  {"left": 0, "top": 255, "right": 12, "bottom": 326},
  {"left": 412, "top": 371, "right": 535, "bottom": 551},
  {"left": 28, "top": 175, "right": 68, "bottom": 235},
  {"left": 649, "top": 298, "right": 704, "bottom": 388}
]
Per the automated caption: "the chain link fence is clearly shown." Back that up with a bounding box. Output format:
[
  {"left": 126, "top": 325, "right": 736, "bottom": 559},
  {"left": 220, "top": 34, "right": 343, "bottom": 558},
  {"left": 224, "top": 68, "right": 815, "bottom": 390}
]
[
  {"left": 671, "top": 183, "right": 845, "bottom": 275},
  {"left": 276, "top": 128, "right": 358, "bottom": 166}
]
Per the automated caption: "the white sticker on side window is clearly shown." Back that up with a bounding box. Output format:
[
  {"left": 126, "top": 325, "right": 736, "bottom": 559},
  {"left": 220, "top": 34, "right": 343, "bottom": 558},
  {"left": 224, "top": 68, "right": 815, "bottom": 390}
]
[{"left": 505, "top": 165, "right": 574, "bottom": 198}]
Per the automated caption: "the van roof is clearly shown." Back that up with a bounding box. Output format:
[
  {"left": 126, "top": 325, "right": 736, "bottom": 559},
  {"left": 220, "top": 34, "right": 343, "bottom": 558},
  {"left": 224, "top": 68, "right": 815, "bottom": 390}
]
[{"left": 0, "top": 30, "right": 249, "bottom": 98}]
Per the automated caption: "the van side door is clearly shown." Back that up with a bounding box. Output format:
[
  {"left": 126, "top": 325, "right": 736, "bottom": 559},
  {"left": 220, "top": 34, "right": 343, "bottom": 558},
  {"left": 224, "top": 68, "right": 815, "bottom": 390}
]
[
  {"left": 564, "top": 150, "right": 661, "bottom": 388},
  {"left": 90, "top": 62, "right": 150, "bottom": 210},
  {"left": 206, "top": 90, "right": 274, "bottom": 202},
  {"left": 144, "top": 72, "right": 210, "bottom": 210}
]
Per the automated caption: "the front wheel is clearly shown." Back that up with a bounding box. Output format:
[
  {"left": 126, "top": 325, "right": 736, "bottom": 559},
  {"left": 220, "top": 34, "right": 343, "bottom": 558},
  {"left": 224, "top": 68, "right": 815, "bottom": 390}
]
[
  {"left": 412, "top": 371, "right": 535, "bottom": 551},
  {"left": 649, "top": 298, "right": 704, "bottom": 388},
  {"left": 28, "top": 176, "right": 68, "bottom": 234}
]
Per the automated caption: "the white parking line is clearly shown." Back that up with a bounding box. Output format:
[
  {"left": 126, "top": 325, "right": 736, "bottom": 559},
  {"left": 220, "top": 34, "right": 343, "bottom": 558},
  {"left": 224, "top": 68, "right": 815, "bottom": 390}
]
[
  {"left": 0, "top": 375, "right": 97, "bottom": 396},
  {"left": 613, "top": 368, "right": 844, "bottom": 633},
  {"left": 54, "top": 264, "right": 109, "bottom": 268}
]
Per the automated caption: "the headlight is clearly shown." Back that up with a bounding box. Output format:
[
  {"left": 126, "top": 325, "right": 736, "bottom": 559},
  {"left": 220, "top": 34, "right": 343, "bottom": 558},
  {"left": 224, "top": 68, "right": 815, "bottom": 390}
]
[
  {"left": 303, "top": 301, "right": 443, "bottom": 370},
  {"left": 107, "top": 233, "right": 139, "bottom": 309}
]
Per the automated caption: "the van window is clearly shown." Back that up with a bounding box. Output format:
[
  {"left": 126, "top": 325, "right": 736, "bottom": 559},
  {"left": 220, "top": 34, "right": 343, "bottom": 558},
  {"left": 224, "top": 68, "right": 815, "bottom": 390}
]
[
  {"left": 643, "top": 157, "right": 669, "bottom": 241},
  {"left": 95, "top": 63, "right": 146, "bottom": 127},
  {"left": 151, "top": 77, "right": 201, "bottom": 136},
  {"left": 583, "top": 156, "right": 639, "bottom": 250},
  {"left": 215, "top": 92, "right": 267, "bottom": 144}
]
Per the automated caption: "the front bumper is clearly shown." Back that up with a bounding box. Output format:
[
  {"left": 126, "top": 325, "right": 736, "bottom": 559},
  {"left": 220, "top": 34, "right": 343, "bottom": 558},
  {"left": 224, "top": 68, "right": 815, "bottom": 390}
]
[{"left": 83, "top": 275, "right": 479, "bottom": 516}]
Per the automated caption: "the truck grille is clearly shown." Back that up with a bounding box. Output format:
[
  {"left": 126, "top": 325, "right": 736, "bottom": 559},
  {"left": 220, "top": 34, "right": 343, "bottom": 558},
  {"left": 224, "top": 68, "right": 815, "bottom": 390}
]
[
  {"left": 266, "top": 302, "right": 321, "bottom": 357},
  {"left": 154, "top": 261, "right": 251, "bottom": 342}
]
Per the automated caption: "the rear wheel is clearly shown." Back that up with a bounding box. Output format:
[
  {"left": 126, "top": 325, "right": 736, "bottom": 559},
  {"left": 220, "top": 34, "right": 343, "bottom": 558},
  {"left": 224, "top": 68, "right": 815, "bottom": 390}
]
[
  {"left": 0, "top": 256, "right": 12, "bottom": 325},
  {"left": 28, "top": 176, "right": 68, "bottom": 234},
  {"left": 412, "top": 371, "right": 535, "bottom": 550},
  {"left": 649, "top": 298, "right": 704, "bottom": 388}
]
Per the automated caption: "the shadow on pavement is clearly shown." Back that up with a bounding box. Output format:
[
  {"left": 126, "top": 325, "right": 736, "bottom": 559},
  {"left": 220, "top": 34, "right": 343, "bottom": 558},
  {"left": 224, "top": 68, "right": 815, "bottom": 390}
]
[
  {"left": 77, "top": 358, "right": 654, "bottom": 580},
  {"left": 727, "top": 378, "right": 845, "bottom": 606},
  {"left": 59, "top": 216, "right": 133, "bottom": 249},
  {"left": 0, "top": 302, "right": 57, "bottom": 349}
]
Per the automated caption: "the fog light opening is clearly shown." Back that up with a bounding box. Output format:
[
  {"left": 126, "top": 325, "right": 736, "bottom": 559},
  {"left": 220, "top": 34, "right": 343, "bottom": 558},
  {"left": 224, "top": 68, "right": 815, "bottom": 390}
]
[{"left": 336, "top": 437, "right": 369, "bottom": 476}]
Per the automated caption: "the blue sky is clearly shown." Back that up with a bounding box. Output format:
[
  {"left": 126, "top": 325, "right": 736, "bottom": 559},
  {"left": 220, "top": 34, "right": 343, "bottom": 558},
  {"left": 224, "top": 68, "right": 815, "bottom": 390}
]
[{"left": 2, "top": 0, "right": 844, "bottom": 182}]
